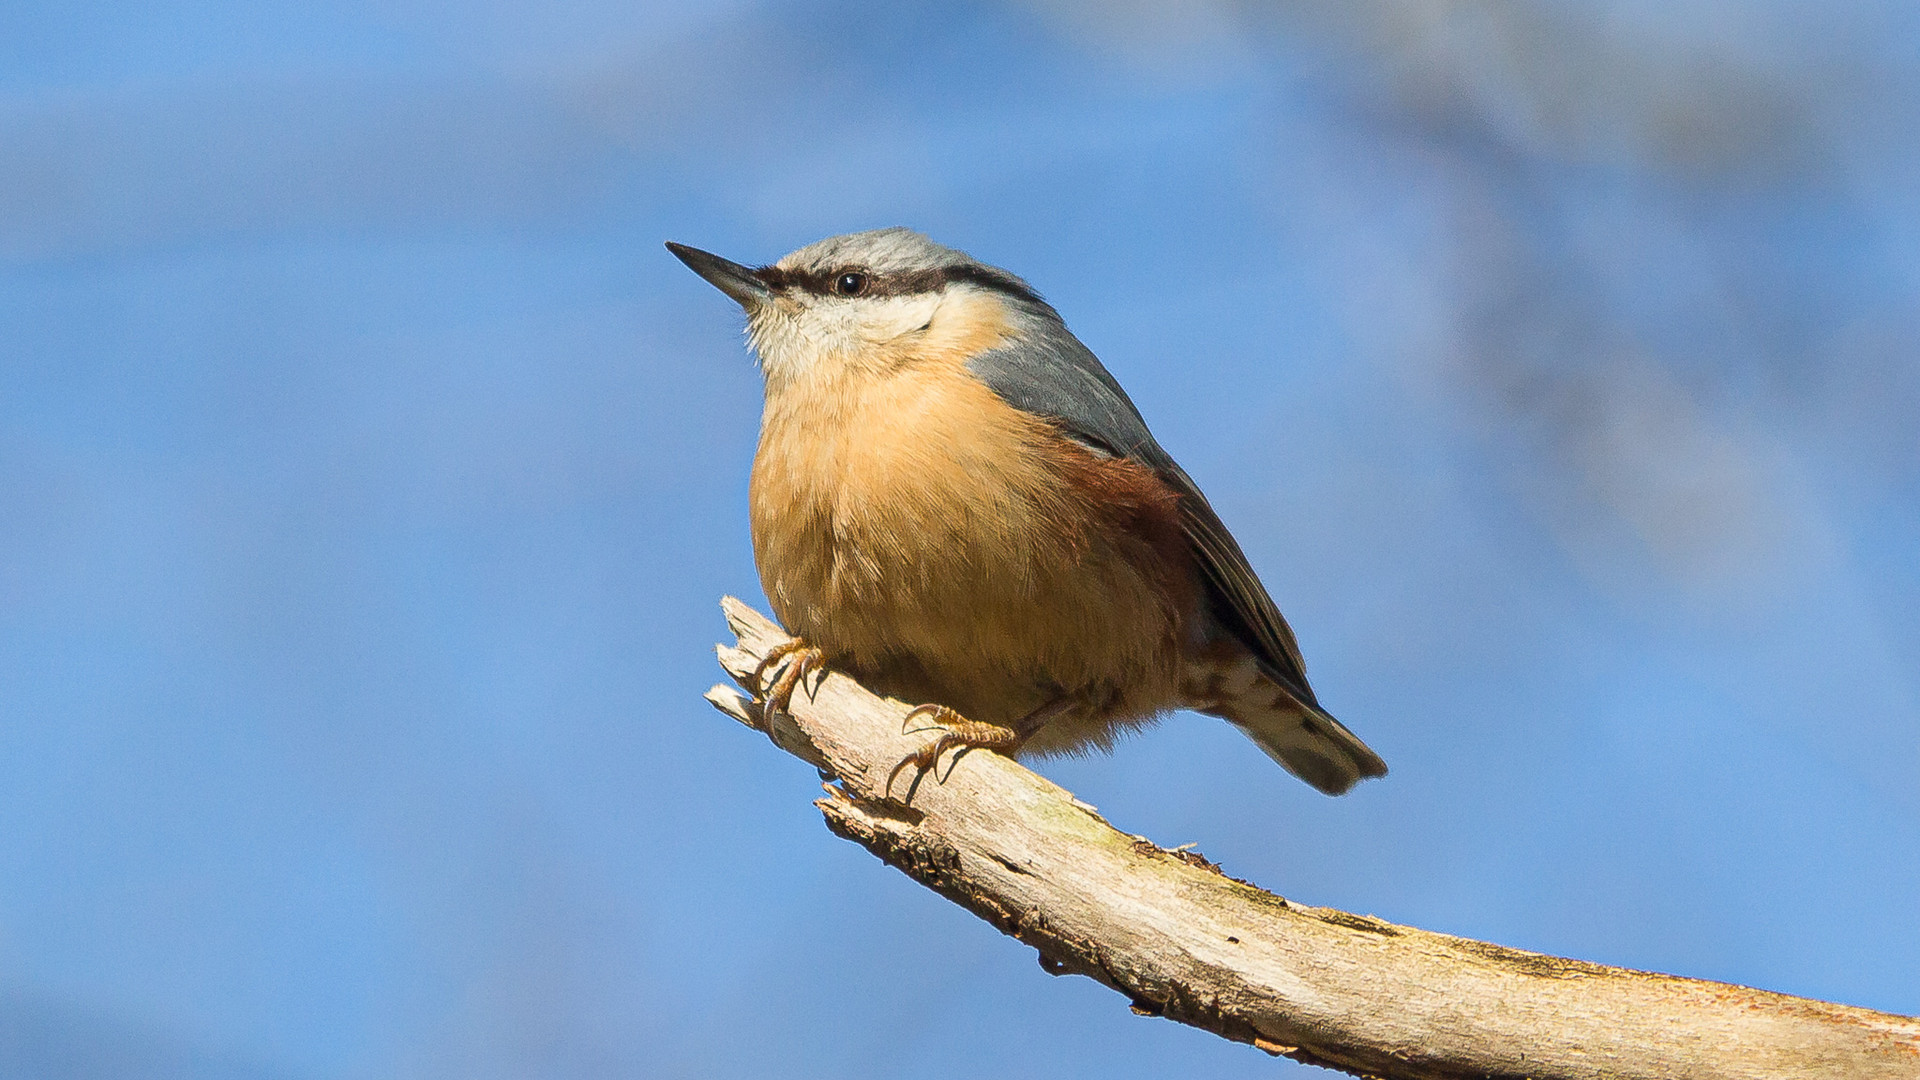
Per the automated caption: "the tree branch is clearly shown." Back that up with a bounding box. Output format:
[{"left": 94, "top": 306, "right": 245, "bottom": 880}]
[{"left": 705, "top": 598, "right": 1920, "bottom": 1080}]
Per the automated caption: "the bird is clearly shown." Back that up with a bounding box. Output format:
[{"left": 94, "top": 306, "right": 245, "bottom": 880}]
[{"left": 668, "top": 228, "right": 1385, "bottom": 796}]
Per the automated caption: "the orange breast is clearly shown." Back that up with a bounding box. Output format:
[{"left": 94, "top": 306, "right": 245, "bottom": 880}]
[{"left": 749, "top": 346, "right": 1193, "bottom": 748}]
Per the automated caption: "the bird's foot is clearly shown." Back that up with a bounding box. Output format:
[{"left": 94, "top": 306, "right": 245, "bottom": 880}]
[
  {"left": 752, "top": 637, "right": 825, "bottom": 720},
  {"left": 886, "top": 705, "right": 1019, "bottom": 794}
]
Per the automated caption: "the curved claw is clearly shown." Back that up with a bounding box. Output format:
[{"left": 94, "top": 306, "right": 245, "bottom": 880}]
[
  {"left": 900, "top": 702, "right": 950, "bottom": 735},
  {"left": 750, "top": 638, "right": 807, "bottom": 690},
  {"left": 753, "top": 638, "right": 824, "bottom": 718},
  {"left": 885, "top": 706, "right": 1019, "bottom": 797},
  {"left": 886, "top": 732, "right": 955, "bottom": 794}
]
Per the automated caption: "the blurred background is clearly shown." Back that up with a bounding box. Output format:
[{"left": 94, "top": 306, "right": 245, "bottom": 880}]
[{"left": 2, "top": 2, "right": 1917, "bottom": 1077}]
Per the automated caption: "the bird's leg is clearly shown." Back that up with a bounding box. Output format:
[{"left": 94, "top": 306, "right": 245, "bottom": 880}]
[
  {"left": 886, "top": 697, "right": 1074, "bottom": 795},
  {"left": 752, "top": 637, "right": 825, "bottom": 719},
  {"left": 887, "top": 706, "right": 1018, "bottom": 792}
]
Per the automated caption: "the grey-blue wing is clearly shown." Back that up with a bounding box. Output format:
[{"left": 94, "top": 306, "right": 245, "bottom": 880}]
[
  {"left": 966, "top": 318, "right": 1160, "bottom": 460},
  {"left": 965, "top": 319, "right": 1319, "bottom": 701},
  {"left": 968, "top": 316, "right": 1385, "bottom": 790}
]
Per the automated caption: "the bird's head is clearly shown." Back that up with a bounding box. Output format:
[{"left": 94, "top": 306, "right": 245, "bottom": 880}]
[{"left": 667, "top": 228, "right": 1046, "bottom": 389}]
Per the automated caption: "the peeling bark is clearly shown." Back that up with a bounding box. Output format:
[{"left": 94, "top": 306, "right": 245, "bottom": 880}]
[{"left": 706, "top": 598, "right": 1920, "bottom": 1080}]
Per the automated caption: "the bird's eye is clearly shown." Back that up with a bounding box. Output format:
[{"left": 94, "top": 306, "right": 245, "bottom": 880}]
[{"left": 834, "top": 272, "right": 869, "bottom": 297}]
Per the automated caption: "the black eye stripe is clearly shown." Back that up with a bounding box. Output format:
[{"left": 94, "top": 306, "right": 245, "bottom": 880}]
[{"left": 751, "top": 263, "right": 1044, "bottom": 307}]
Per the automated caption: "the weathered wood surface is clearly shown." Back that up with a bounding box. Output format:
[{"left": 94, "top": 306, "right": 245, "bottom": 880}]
[{"left": 705, "top": 597, "right": 1920, "bottom": 1080}]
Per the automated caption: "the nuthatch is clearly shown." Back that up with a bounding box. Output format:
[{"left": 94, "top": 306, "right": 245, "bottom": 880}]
[{"left": 669, "top": 229, "right": 1385, "bottom": 795}]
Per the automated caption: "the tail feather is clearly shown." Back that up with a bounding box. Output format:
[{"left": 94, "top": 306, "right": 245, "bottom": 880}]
[
  {"left": 1184, "top": 651, "right": 1387, "bottom": 795},
  {"left": 1220, "top": 698, "right": 1386, "bottom": 795}
]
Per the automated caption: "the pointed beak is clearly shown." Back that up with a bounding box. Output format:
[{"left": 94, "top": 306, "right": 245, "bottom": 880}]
[{"left": 666, "top": 242, "right": 774, "bottom": 310}]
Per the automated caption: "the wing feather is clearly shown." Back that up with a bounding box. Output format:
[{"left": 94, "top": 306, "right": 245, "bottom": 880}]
[
  {"left": 967, "top": 318, "right": 1314, "bottom": 697},
  {"left": 963, "top": 295, "right": 1385, "bottom": 789},
  {"left": 1157, "top": 460, "right": 1317, "bottom": 701}
]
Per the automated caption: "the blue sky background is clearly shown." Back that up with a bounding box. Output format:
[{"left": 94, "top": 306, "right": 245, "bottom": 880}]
[{"left": 2, "top": 2, "right": 1917, "bottom": 1077}]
